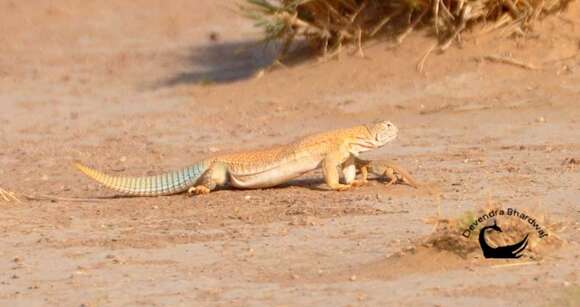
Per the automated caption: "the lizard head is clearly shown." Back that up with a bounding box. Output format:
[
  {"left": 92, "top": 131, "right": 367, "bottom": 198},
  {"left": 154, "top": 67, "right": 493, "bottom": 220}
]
[{"left": 349, "top": 121, "right": 398, "bottom": 154}]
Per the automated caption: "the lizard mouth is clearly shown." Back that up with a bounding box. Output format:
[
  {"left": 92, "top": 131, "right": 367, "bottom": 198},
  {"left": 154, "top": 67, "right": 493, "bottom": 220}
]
[{"left": 353, "top": 141, "right": 380, "bottom": 151}]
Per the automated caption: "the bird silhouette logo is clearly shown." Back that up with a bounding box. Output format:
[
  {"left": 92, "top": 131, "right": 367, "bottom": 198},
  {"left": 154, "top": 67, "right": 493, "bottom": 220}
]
[{"left": 478, "top": 220, "right": 529, "bottom": 259}]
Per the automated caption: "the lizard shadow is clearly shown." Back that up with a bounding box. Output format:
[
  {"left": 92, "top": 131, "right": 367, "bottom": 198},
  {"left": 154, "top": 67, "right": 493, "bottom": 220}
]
[
  {"left": 152, "top": 39, "right": 315, "bottom": 87},
  {"left": 269, "top": 178, "right": 328, "bottom": 191},
  {"left": 205, "top": 177, "right": 327, "bottom": 193}
]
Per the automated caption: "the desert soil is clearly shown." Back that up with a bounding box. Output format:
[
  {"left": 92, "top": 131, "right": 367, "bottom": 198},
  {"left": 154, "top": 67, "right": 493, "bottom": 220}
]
[{"left": 1, "top": 1, "right": 580, "bottom": 306}]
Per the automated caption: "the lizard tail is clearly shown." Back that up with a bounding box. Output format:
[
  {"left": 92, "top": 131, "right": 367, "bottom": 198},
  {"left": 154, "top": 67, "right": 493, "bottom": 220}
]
[{"left": 74, "top": 161, "right": 210, "bottom": 196}]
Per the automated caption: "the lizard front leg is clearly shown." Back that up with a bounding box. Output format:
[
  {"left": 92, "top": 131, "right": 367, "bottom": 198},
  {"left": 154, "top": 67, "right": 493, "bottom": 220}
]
[
  {"left": 323, "top": 151, "right": 352, "bottom": 191},
  {"left": 187, "top": 163, "right": 228, "bottom": 196}
]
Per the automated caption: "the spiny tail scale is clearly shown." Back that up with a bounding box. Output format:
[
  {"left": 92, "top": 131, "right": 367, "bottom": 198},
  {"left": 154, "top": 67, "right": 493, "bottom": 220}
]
[{"left": 74, "top": 161, "right": 210, "bottom": 196}]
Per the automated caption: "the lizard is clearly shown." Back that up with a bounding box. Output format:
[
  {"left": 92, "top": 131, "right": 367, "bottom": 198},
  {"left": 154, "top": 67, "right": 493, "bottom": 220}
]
[
  {"left": 75, "top": 121, "right": 398, "bottom": 197},
  {"left": 354, "top": 158, "right": 420, "bottom": 188}
]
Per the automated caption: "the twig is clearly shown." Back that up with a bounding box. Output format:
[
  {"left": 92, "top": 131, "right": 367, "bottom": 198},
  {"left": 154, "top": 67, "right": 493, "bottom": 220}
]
[
  {"left": 323, "top": 31, "right": 345, "bottom": 60},
  {"left": 396, "top": 9, "right": 428, "bottom": 45},
  {"left": 348, "top": 1, "right": 367, "bottom": 23},
  {"left": 356, "top": 27, "right": 364, "bottom": 58},
  {"left": 440, "top": 4, "right": 472, "bottom": 51},
  {"left": 0, "top": 187, "right": 22, "bottom": 203},
  {"left": 480, "top": 55, "right": 540, "bottom": 70},
  {"left": 475, "top": 14, "right": 514, "bottom": 37},
  {"left": 433, "top": 0, "right": 440, "bottom": 34},
  {"left": 369, "top": 10, "right": 399, "bottom": 37},
  {"left": 419, "top": 103, "right": 454, "bottom": 115},
  {"left": 1, "top": 189, "right": 21, "bottom": 203},
  {"left": 491, "top": 261, "right": 538, "bottom": 268},
  {"left": 439, "top": 1, "right": 456, "bottom": 20},
  {"left": 417, "top": 43, "right": 439, "bottom": 73},
  {"left": 503, "top": 0, "right": 522, "bottom": 18}
]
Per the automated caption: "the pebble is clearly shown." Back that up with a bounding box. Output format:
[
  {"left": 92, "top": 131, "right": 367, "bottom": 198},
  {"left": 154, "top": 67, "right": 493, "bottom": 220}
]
[{"left": 208, "top": 31, "right": 220, "bottom": 42}]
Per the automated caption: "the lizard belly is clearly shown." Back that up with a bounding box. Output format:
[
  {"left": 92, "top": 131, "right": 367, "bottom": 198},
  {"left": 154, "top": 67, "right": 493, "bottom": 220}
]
[{"left": 228, "top": 158, "right": 321, "bottom": 189}]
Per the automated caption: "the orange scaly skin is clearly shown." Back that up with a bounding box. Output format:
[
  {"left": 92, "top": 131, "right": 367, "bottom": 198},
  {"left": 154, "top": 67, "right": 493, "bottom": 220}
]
[
  {"left": 355, "top": 158, "right": 420, "bottom": 188},
  {"left": 76, "top": 121, "right": 398, "bottom": 197}
]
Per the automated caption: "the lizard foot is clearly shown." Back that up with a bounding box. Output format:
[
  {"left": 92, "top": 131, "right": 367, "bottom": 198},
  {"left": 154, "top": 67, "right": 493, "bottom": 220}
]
[
  {"left": 329, "top": 183, "right": 352, "bottom": 192},
  {"left": 187, "top": 186, "right": 211, "bottom": 196},
  {"left": 382, "top": 180, "right": 395, "bottom": 189}
]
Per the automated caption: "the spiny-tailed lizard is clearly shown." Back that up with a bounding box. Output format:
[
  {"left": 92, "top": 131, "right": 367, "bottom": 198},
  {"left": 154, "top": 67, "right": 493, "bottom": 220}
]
[
  {"left": 355, "top": 158, "right": 420, "bottom": 188},
  {"left": 75, "top": 121, "right": 398, "bottom": 196}
]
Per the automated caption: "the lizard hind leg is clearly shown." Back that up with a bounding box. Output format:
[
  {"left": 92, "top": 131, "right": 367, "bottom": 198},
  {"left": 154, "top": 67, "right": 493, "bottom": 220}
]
[
  {"left": 187, "top": 164, "right": 226, "bottom": 196},
  {"left": 342, "top": 157, "right": 367, "bottom": 187}
]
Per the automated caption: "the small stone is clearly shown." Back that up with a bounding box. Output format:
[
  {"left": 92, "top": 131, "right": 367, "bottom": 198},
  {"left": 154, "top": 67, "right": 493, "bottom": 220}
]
[
  {"left": 119, "top": 156, "right": 127, "bottom": 162},
  {"left": 291, "top": 274, "right": 300, "bottom": 280},
  {"left": 536, "top": 116, "right": 546, "bottom": 123},
  {"left": 349, "top": 275, "right": 357, "bottom": 281},
  {"left": 244, "top": 195, "right": 251, "bottom": 200},
  {"left": 208, "top": 31, "right": 220, "bottom": 42}
]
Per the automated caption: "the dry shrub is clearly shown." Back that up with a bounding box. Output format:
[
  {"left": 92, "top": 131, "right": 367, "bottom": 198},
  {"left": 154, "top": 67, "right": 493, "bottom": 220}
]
[
  {"left": 422, "top": 201, "right": 566, "bottom": 259},
  {"left": 241, "top": 0, "right": 574, "bottom": 56}
]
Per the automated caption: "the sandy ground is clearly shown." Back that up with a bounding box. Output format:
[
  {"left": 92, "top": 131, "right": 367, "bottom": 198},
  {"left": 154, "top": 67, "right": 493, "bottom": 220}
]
[{"left": 1, "top": 0, "right": 580, "bottom": 306}]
